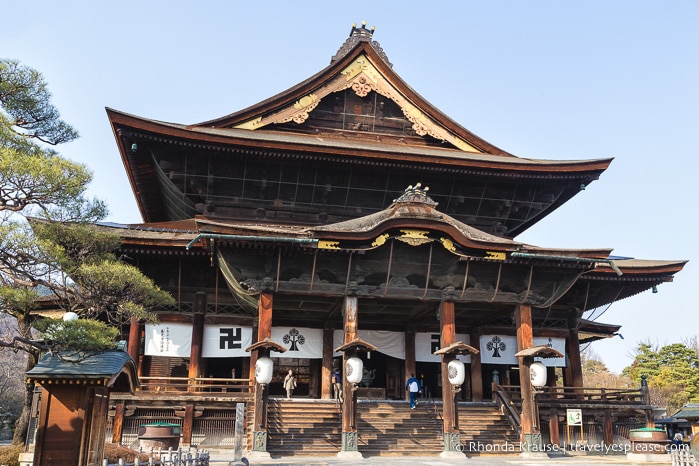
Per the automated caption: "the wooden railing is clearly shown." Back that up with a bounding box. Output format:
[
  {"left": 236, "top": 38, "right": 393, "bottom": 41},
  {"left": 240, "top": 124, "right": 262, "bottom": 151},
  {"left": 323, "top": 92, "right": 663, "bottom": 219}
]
[
  {"left": 137, "top": 376, "right": 253, "bottom": 394},
  {"left": 491, "top": 383, "right": 522, "bottom": 435},
  {"left": 497, "top": 384, "right": 646, "bottom": 404}
]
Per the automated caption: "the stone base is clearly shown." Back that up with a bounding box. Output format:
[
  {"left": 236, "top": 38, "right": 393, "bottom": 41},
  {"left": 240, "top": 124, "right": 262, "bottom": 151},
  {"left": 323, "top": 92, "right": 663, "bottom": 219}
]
[
  {"left": 626, "top": 452, "right": 671, "bottom": 463},
  {"left": 341, "top": 431, "right": 359, "bottom": 452},
  {"left": 245, "top": 450, "right": 272, "bottom": 460},
  {"left": 337, "top": 450, "right": 364, "bottom": 460},
  {"left": 19, "top": 452, "right": 34, "bottom": 466},
  {"left": 519, "top": 450, "right": 549, "bottom": 459},
  {"left": 439, "top": 450, "right": 466, "bottom": 459}
]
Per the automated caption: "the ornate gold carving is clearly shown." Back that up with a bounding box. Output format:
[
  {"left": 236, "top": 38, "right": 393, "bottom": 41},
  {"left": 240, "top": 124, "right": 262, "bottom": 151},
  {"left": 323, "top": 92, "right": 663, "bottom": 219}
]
[
  {"left": 281, "top": 94, "right": 320, "bottom": 124},
  {"left": 371, "top": 233, "right": 390, "bottom": 247},
  {"left": 484, "top": 251, "right": 506, "bottom": 260},
  {"left": 397, "top": 229, "right": 432, "bottom": 246},
  {"left": 318, "top": 240, "right": 340, "bottom": 250},
  {"left": 234, "top": 53, "right": 481, "bottom": 153},
  {"left": 440, "top": 237, "right": 456, "bottom": 252},
  {"left": 350, "top": 76, "right": 374, "bottom": 97},
  {"left": 342, "top": 56, "right": 380, "bottom": 82},
  {"left": 295, "top": 94, "right": 318, "bottom": 109},
  {"left": 235, "top": 116, "right": 263, "bottom": 130}
]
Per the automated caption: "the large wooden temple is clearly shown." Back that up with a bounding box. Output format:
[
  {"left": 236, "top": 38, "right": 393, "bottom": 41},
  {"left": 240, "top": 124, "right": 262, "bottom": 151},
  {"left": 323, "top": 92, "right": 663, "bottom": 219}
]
[{"left": 98, "top": 23, "right": 685, "bottom": 457}]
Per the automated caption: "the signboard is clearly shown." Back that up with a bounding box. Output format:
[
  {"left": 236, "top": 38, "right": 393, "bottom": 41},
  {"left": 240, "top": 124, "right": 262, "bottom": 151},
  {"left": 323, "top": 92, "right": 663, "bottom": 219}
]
[{"left": 567, "top": 409, "right": 583, "bottom": 426}]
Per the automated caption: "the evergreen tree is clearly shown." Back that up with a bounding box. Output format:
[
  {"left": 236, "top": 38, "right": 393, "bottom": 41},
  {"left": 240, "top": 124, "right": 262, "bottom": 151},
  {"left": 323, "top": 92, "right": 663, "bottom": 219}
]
[
  {"left": 0, "top": 58, "right": 174, "bottom": 445},
  {"left": 623, "top": 341, "right": 699, "bottom": 414}
]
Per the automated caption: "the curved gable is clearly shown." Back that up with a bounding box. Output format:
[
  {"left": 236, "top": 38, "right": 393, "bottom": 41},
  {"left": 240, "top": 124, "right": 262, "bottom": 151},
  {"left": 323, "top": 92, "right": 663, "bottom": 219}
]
[{"left": 195, "top": 31, "right": 513, "bottom": 156}]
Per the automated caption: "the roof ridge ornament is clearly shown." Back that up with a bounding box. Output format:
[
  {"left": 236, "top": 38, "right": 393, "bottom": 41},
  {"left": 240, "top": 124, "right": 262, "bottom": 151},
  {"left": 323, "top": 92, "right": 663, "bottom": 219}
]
[
  {"left": 331, "top": 21, "right": 392, "bottom": 67},
  {"left": 393, "top": 183, "right": 438, "bottom": 206}
]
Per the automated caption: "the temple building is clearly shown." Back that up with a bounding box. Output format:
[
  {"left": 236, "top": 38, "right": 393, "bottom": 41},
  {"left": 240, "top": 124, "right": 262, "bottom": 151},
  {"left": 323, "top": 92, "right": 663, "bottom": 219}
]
[{"left": 98, "top": 23, "right": 685, "bottom": 456}]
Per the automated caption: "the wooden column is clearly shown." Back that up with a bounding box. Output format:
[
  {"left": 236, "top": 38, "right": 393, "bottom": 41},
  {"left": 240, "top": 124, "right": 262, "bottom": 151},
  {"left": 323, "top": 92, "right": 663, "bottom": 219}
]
[
  {"left": 439, "top": 301, "right": 461, "bottom": 454},
  {"left": 322, "top": 327, "right": 334, "bottom": 399},
  {"left": 111, "top": 401, "right": 125, "bottom": 444},
  {"left": 470, "top": 328, "right": 483, "bottom": 402},
  {"left": 249, "top": 317, "right": 259, "bottom": 380},
  {"left": 404, "top": 328, "right": 416, "bottom": 401},
  {"left": 603, "top": 409, "right": 614, "bottom": 445},
  {"left": 188, "top": 292, "right": 207, "bottom": 383},
  {"left": 515, "top": 304, "right": 537, "bottom": 445},
  {"left": 251, "top": 292, "right": 273, "bottom": 454},
  {"left": 182, "top": 403, "right": 194, "bottom": 447},
  {"left": 127, "top": 316, "right": 141, "bottom": 365},
  {"left": 549, "top": 408, "right": 561, "bottom": 447},
  {"left": 340, "top": 296, "right": 361, "bottom": 456},
  {"left": 566, "top": 319, "right": 584, "bottom": 388}
]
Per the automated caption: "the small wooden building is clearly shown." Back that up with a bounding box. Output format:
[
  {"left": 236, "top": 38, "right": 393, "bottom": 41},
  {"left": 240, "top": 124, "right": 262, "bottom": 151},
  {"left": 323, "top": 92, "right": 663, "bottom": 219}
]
[
  {"left": 25, "top": 351, "right": 138, "bottom": 466},
  {"left": 98, "top": 24, "right": 686, "bottom": 455}
]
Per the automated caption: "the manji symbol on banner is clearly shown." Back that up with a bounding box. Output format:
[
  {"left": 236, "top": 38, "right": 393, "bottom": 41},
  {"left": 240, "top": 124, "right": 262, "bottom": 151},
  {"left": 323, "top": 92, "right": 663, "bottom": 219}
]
[{"left": 202, "top": 325, "right": 253, "bottom": 358}]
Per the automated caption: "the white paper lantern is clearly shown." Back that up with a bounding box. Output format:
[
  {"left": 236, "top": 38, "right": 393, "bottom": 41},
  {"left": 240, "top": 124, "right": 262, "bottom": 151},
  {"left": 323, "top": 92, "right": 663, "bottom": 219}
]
[
  {"left": 530, "top": 361, "right": 547, "bottom": 388},
  {"left": 447, "top": 359, "right": 466, "bottom": 386},
  {"left": 255, "top": 357, "right": 274, "bottom": 385},
  {"left": 345, "top": 357, "right": 363, "bottom": 384},
  {"left": 63, "top": 312, "right": 79, "bottom": 322}
]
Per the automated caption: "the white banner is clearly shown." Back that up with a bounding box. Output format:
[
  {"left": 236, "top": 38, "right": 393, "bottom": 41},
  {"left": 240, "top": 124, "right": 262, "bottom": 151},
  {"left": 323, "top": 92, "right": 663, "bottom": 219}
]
[
  {"left": 480, "top": 335, "right": 518, "bottom": 365},
  {"left": 480, "top": 335, "right": 566, "bottom": 367},
  {"left": 272, "top": 327, "right": 324, "bottom": 359},
  {"left": 145, "top": 323, "right": 192, "bottom": 357},
  {"left": 332, "top": 329, "right": 405, "bottom": 359},
  {"left": 332, "top": 330, "right": 471, "bottom": 363},
  {"left": 533, "top": 336, "right": 566, "bottom": 367},
  {"left": 415, "top": 332, "right": 471, "bottom": 363},
  {"left": 202, "top": 325, "right": 253, "bottom": 358}
]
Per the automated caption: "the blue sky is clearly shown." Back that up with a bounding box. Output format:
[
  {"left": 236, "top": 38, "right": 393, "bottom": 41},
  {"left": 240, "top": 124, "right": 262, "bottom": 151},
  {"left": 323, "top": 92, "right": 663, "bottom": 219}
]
[{"left": 2, "top": 1, "right": 697, "bottom": 374}]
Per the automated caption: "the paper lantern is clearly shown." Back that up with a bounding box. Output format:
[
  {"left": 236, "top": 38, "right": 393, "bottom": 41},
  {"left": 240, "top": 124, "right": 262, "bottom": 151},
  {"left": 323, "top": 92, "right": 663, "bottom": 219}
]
[
  {"left": 346, "top": 357, "right": 363, "bottom": 384},
  {"left": 447, "top": 359, "right": 466, "bottom": 386},
  {"left": 255, "top": 357, "right": 273, "bottom": 385},
  {"left": 530, "top": 361, "right": 547, "bottom": 388}
]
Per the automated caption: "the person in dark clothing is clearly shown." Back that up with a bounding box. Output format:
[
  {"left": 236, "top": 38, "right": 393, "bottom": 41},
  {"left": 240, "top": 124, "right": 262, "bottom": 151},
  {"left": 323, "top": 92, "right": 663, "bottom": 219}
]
[
  {"left": 332, "top": 368, "right": 343, "bottom": 402},
  {"left": 406, "top": 373, "right": 421, "bottom": 409}
]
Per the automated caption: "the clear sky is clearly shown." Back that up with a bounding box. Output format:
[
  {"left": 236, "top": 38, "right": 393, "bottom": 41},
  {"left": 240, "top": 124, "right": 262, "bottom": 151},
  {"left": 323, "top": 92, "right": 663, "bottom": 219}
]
[{"left": 2, "top": 1, "right": 697, "bottom": 374}]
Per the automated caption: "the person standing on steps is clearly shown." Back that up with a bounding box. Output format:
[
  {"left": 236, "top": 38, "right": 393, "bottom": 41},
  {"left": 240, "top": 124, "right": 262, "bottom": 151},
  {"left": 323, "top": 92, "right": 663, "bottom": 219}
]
[
  {"left": 283, "top": 369, "right": 297, "bottom": 399},
  {"left": 406, "top": 373, "right": 421, "bottom": 409},
  {"left": 332, "top": 368, "right": 343, "bottom": 403}
]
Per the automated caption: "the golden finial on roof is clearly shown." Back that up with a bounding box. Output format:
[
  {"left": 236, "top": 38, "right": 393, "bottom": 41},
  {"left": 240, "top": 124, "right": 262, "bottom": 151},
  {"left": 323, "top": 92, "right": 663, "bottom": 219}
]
[
  {"left": 393, "top": 183, "right": 437, "bottom": 206},
  {"left": 349, "top": 21, "right": 375, "bottom": 38}
]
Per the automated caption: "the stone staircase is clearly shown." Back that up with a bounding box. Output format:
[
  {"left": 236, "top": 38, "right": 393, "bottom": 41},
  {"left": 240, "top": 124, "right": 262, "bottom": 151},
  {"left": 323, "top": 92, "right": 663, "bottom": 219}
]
[
  {"left": 458, "top": 402, "right": 520, "bottom": 454},
  {"left": 263, "top": 398, "right": 519, "bottom": 457},
  {"left": 356, "top": 399, "right": 443, "bottom": 456},
  {"left": 266, "top": 398, "right": 342, "bottom": 456}
]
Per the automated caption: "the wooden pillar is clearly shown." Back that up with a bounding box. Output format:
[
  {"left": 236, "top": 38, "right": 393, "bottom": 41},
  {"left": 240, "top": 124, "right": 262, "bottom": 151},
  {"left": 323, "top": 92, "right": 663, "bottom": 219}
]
[
  {"left": 322, "top": 327, "right": 334, "bottom": 399},
  {"left": 439, "top": 301, "right": 461, "bottom": 454},
  {"left": 404, "top": 328, "right": 416, "bottom": 401},
  {"left": 566, "top": 321, "right": 584, "bottom": 388},
  {"left": 340, "top": 296, "right": 360, "bottom": 455},
  {"left": 470, "top": 328, "right": 483, "bottom": 402},
  {"left": 111, "top": 400, "right": 125, "bottom": 444},
  {"left": 603, "top": 408, "right": 614, "bottom": 445},
  {"left": 181, "top": 403, "right": 194, "bottom": 447},
  {"left": 127, "top": 316, "right": 141, "bottom": 364},
  {"left": 251, "top": 292, "right": 273, "bottom": 454},
  {"left": 249, "top": 317, "right": 259, "bottom": 381},
  {"left": 515, "top": 304, "right": 538, "bottom": 447},
  {"left": 188, "top": 292, "right": 207, "bottom": 383},
  {"left": 549, "top": 408, "right": 561, "bottom": 447}
]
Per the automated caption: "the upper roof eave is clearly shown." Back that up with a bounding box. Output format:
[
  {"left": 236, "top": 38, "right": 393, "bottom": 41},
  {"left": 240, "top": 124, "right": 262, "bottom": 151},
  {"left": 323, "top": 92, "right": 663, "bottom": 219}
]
[
  {"left": 191, "top": 40, "right": 516, "bottom": 157},
  {"left": 107, "top": 107, "right": 614, "bottom": 175}
]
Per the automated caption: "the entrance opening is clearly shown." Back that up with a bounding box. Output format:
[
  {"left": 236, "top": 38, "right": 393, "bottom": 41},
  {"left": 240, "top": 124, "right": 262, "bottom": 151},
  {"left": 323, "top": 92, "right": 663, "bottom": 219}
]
[{"left": 416, "top": 361, "right": 441, "bottom": 399}]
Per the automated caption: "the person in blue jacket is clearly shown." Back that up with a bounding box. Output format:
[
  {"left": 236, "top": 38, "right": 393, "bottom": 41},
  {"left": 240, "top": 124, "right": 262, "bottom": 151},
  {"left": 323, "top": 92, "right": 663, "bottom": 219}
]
[{"left": 406, "top": 373, "right": 421, "bottom": 409}]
